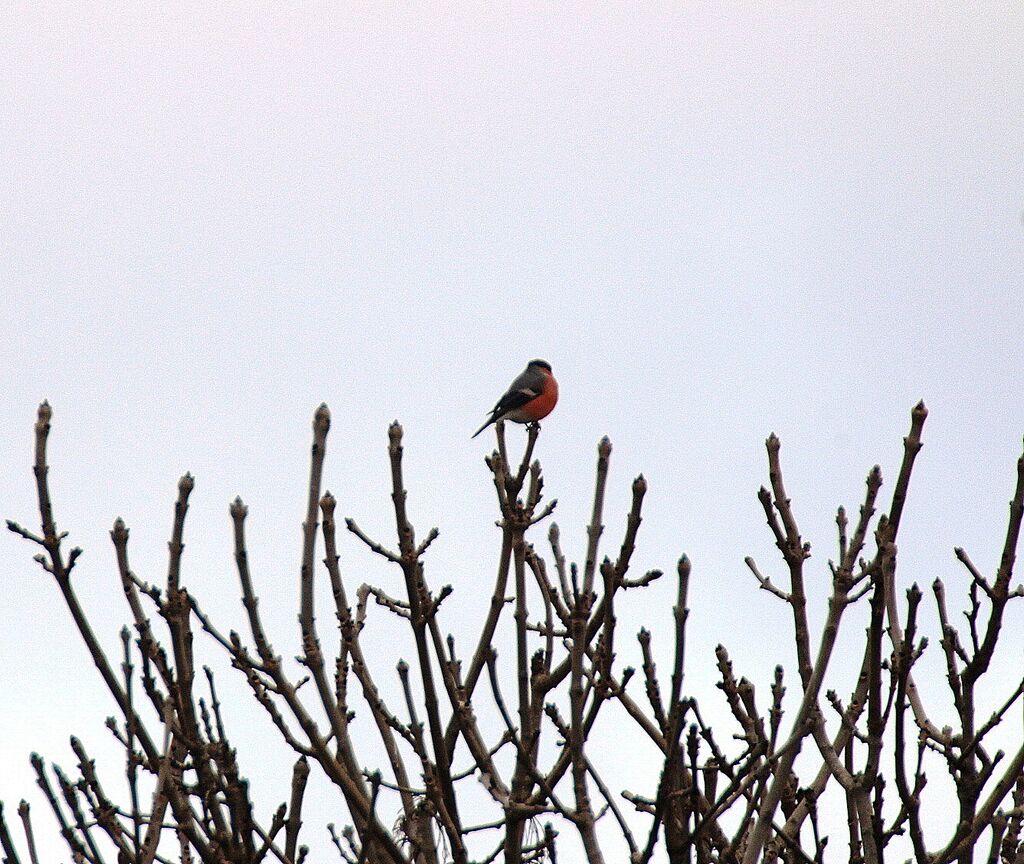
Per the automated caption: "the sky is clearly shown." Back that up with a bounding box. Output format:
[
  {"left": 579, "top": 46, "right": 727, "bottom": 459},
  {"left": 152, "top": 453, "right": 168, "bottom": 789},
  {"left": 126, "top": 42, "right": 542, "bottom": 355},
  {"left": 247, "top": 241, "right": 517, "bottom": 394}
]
[{"left": 2, "top": 3, "right": 1024, "bottom": 861}]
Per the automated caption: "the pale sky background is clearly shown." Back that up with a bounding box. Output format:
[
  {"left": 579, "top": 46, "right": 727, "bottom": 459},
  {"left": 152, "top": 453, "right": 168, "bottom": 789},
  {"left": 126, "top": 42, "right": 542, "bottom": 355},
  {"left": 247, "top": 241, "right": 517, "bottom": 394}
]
[{"left": 2, "top": 3, "right": 1024, "bottom": 861}]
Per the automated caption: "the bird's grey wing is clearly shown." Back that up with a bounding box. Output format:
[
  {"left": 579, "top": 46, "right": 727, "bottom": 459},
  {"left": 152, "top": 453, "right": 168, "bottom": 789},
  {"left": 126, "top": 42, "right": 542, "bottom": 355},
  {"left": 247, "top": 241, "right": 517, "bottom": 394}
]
[{"left": 492, "top": 366, "right": 544, "bottom": 415}]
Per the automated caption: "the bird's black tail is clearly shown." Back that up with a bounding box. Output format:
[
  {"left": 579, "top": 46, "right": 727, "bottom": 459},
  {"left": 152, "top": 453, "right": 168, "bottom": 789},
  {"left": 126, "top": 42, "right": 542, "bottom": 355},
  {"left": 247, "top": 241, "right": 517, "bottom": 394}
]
[{"left": 471, "top": 416, "right": 495, "bottom": 439}]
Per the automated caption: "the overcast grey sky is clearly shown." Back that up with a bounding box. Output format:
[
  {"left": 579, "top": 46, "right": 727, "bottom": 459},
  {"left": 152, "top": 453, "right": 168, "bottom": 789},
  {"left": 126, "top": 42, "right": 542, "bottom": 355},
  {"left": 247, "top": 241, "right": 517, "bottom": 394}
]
[{"left": 2, "top": 3, "right": 1024, "bottom": 860}]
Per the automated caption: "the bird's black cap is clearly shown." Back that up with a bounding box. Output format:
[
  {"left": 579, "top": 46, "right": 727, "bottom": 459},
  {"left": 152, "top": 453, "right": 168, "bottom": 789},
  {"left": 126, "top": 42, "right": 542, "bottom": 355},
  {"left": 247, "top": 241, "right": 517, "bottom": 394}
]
[{"left": 528, "top": 359, "right": 552, "bottom": 371}]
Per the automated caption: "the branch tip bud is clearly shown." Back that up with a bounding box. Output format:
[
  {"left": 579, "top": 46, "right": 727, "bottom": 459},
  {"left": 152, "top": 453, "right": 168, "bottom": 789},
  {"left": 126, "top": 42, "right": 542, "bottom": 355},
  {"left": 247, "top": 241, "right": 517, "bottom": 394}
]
[
  {"left": 179, "top": 473, "right": 195, "bottom": 494},
  {"left": 313, "top": 403, "right": 331, "bottom": 432}
]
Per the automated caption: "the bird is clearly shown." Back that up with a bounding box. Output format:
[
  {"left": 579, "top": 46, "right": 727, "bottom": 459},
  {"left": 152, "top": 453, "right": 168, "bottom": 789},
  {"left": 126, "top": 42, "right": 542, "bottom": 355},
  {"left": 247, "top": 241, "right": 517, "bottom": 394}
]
[{"left": 472, "top": 359, "right": 559, "bottom": 439}]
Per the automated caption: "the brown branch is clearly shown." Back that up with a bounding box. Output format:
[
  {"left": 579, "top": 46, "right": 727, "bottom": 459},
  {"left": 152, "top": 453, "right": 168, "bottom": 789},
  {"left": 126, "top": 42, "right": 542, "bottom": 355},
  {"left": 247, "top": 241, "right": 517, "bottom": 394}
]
[
  {"left": 884, "top": 400, "right": 928, "bottom": 541},
  {"left": 582, "top": 437, "right": 612, "bottom": 597},
  {"left": 964, "top": 438, "right": 1024, "bottom": 686},
  {"left": 893, "top": 584, "right": 928, "bottom": 863},
  {"left": 567, "top": 566, "right": 605, "bottom": 863},
  {"left": 227, "top": 436, "right": 404, "bottom": 864},
  {"left": 0, "top": 802, "right": 23, "bottom": 864},
  {"left": 881, "top": 403, "right": 945, "bottom": 747},
  {"left": 285, "top": 757, "right": 310, "bottom": 863},
  {"left": 762, "top": 433, "right": 812, "bottom": 689},
  {"left": 14, "top": 404, "right": 215, "bottom": 862},
  {"left": 320, "top": 494, "right": 421, "bottom": 831},
  {"left": 299, "top": 403, "right": 331, "bottom": 641},
  {"left": 741, "top": 552, "right": 856, "bottom": 864},
  {"left": 16, "top": 802, "right": 38, "bottom": 864},
  {"left": 384, "top": 422, "right": 464, "bottom": 860}
]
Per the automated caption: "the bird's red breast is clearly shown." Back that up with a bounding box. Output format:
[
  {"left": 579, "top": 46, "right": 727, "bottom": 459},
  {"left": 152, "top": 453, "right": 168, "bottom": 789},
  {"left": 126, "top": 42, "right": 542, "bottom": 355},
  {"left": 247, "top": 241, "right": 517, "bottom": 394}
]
[{"left": 520, "top": 369, "right": 558, "bottom": 421}]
